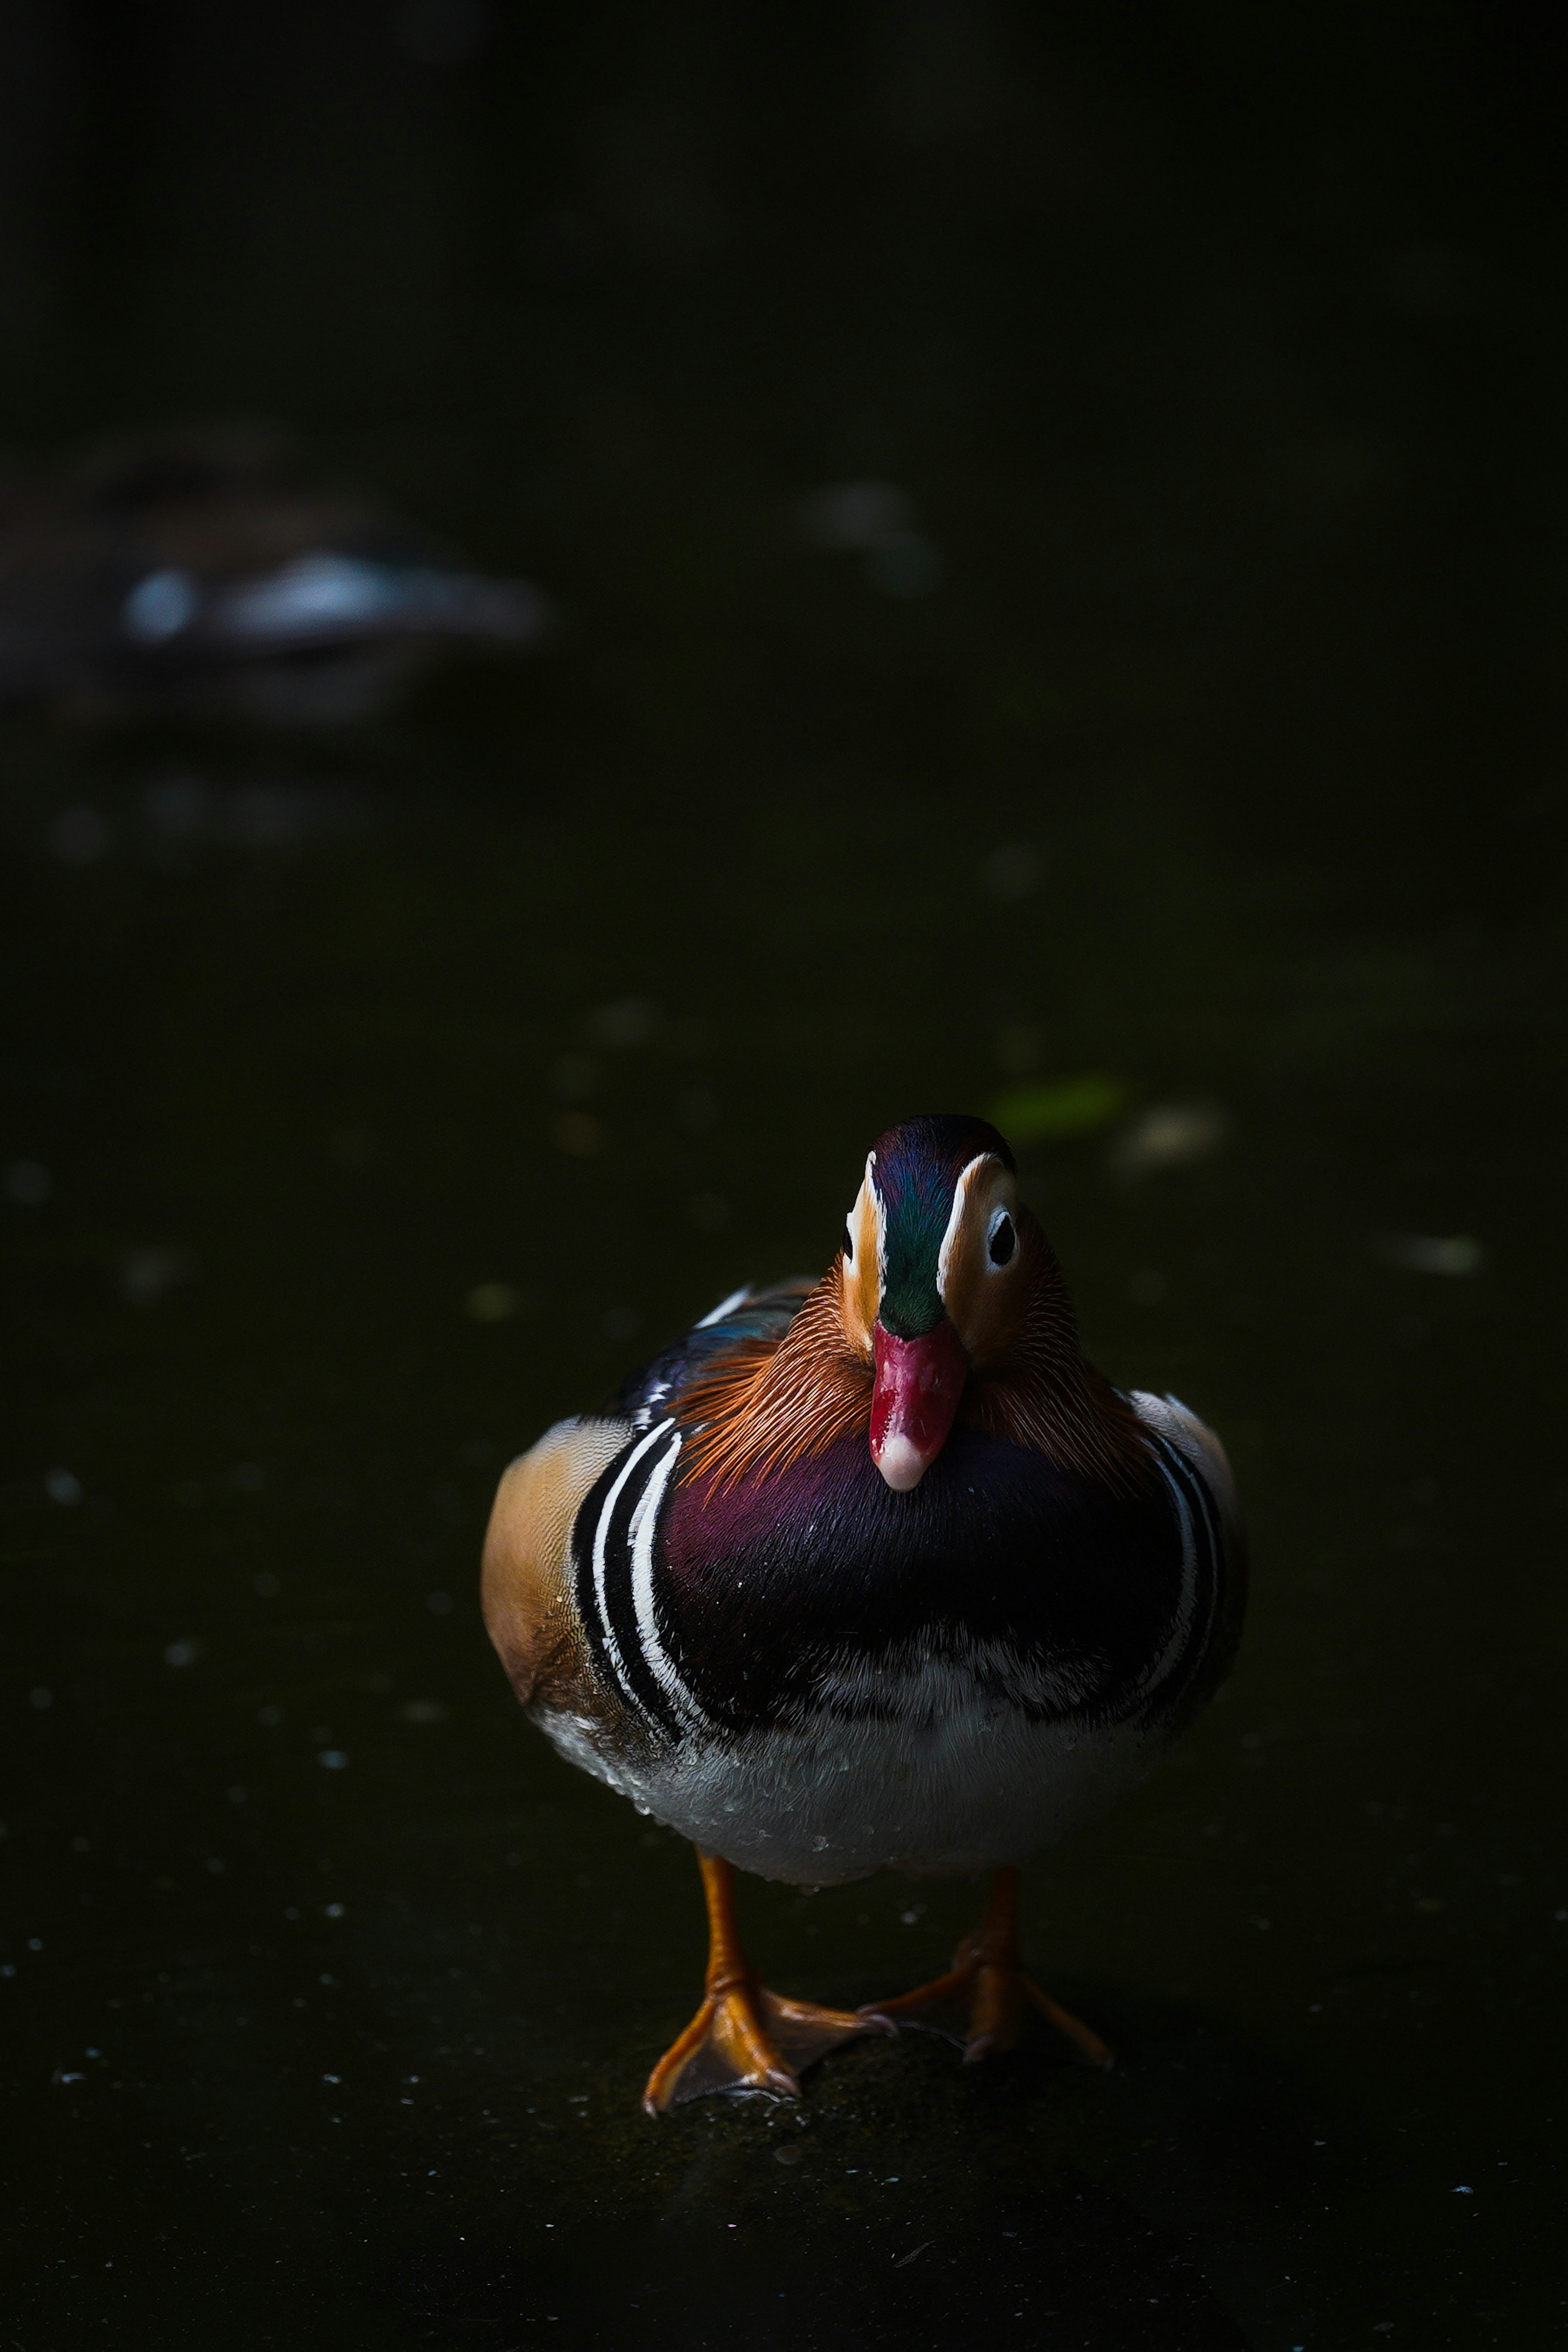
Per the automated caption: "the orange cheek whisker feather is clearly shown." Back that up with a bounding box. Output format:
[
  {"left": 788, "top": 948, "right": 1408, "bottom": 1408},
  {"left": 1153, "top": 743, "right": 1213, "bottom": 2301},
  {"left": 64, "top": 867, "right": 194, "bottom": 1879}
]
[
  {"left": 675, "top": 1232, "right": 1155, "bottom": 1497},
  {"left": 674, "top": 1269, "right": 873, "bottom": 1490}
]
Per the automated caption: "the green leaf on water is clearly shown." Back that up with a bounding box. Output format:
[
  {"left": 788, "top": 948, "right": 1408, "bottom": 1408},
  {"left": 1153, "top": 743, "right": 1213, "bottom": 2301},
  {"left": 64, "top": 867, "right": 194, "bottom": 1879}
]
[{"left": 989, "top": 1075, "right": 1129, "bottom": 1140}]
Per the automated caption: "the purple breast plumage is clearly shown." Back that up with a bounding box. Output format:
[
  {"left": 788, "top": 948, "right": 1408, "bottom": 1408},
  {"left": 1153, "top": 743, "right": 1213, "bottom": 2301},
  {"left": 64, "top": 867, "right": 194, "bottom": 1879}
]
[{"left": 558, "top": 1278, "right": 1241, "bottom": 1877}]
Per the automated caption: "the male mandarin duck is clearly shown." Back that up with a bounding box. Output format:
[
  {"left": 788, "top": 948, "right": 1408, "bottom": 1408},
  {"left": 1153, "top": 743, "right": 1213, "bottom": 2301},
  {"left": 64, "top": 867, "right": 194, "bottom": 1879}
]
[
  {"left": 0, "top": 425, "right": 546, "bottom": 722},
  {"left": 482, "top": 1114, "right": 1245, "bottom": 2114}
]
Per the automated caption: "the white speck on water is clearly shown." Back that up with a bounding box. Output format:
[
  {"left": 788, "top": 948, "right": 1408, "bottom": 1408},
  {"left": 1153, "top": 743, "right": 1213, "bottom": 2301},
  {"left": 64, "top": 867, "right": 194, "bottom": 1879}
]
[
  {"left": 322, "top": 2074, "right": 341, "bottom": 2085},
  {"left": 318, "top": 1751, "right": 348, "bottom": 1769},
  {"left": 29, "top": 1688, "right": 53, "bottom": 1711},
  {"left": 45, "top": 1468, "right": 82, "bottom": 1505},
  {"left": 324, "top": 1903, "right": 345, "bottom": 1918},
  {"left": 163, "top": 1641, "right": 200, "bottom": 1668}
]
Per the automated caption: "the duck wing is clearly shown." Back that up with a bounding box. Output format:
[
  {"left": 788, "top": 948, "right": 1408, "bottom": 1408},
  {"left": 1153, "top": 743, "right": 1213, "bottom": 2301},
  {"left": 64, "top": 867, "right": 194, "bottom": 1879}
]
[
  {"left": 608, "top": 1280, "right": 815, "bottom": 1430},
  {"left": 481, "top": 1281, "right": 812, "bottom": 1718}
]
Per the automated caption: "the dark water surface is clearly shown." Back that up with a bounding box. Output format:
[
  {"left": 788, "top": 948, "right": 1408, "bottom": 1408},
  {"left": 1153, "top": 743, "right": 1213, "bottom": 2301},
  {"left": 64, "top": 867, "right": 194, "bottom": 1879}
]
[{"left": 3, "top": 8, "right": 1565, "bottom": 2347}]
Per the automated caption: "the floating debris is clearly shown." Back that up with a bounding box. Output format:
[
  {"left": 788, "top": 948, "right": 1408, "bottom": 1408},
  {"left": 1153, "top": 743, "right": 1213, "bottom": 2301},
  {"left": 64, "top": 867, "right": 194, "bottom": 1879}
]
[
  {"left": 796, "top": 479, "right": 941, "bottom": 598},
  {"left": 989, "top": 1075, "right": 1128, "bottom": 1140},
  {"left": 588, "top": 998, "right": 657, "bottom": 1049},
  {"left": 1109, "top": 1101, "right": 1229, "bottom": 1180},
  {"left": 466, "top": 1282, "right": 521, "bottom": 1322},
  {"left": 122, "top": 1246, "right": 198, "bottom": 1307},
  {"left": 797, "top": 480, "right": 913, "bottom": 551},
  {"left": 1382, "top": 1233, "right": 1486, "bottom": 1277}
]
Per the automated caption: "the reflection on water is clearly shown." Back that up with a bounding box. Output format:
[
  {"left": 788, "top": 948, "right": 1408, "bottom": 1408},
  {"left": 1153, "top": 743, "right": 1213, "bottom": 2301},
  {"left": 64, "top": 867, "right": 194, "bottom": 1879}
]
[{"left": 2, "top": 7, "right": 1563, "bottom": 2346}]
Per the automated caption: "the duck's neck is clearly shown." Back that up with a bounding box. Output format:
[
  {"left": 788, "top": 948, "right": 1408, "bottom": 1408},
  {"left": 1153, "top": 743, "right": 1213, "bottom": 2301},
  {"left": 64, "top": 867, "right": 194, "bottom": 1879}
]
[{"left": 676, "top": 1252, "right": 1153, "bottom": 1494}]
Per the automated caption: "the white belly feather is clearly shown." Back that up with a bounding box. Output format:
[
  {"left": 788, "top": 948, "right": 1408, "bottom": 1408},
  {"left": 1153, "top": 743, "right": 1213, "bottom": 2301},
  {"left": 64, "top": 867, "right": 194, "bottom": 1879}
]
[
  {"left": 533, "top": 1388, "right": 1234, "bottom": 1886},
  {"left": 533, "top": 1654, "right": 1161, "bottom": 1885}
]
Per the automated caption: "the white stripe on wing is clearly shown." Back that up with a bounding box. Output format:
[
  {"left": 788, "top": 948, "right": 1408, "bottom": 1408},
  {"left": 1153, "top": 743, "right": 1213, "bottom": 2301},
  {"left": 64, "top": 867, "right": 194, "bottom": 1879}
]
[
  {"left": 627, "top": 1428, "right": 713, "bottom": 1733},
  {"left": 590, "top": 1420, "right": 673, "bottom": 1729}
]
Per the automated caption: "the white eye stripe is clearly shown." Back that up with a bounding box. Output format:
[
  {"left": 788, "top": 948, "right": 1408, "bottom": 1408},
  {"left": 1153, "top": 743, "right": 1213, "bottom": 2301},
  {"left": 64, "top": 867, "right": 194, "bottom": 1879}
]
[
  {"left": 933, "top": 1155, "right": 1021, "bottom": 1301},
  {"left": 856, "top": 1156, "right": 886, "bottom": 1283},
  {"left": 935, "top": 1153, "right": 993, "bottom": 1299}
]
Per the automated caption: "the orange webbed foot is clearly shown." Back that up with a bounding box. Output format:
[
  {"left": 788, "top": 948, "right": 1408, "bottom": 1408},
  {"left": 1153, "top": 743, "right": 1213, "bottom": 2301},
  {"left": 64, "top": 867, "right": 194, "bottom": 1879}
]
[
  {"left": 643, "top": 1972, "right": 885, "bottom": 2115},
  {"left": 644, "top": 1851, "right": 892, "bottom": 2116},
  {"left": 859, "top": 1868, "right": 1112, "bottom": 2070}
]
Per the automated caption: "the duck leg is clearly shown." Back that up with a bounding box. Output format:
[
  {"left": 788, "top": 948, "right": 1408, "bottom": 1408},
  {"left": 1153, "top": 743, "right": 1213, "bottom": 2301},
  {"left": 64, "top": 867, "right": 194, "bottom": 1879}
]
[
  {"left": 642, "top": 1850, "right": 888, "bottom": 2115},
  {"left": 860, "top": 1866, "right": 1111, "bottom": 2067}
]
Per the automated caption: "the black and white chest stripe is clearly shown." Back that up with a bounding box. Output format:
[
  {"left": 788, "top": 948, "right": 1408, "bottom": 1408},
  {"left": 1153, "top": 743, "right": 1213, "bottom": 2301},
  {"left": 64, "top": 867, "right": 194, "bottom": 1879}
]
[
  {"left": 572, "top": 1411, "right": 1229, "bottom": 1747},
  {"left": 571, "top": 1420, "right": 713, "bottom": 1743},
  {"left": 1125, "top": 1427, "right": 1228, "bottom": 1728}
]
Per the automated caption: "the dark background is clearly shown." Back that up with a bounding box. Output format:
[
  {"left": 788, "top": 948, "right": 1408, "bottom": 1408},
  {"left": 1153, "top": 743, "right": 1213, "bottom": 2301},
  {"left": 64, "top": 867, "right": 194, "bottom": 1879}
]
[{"left": 3, "top": 4, "right": 1565, "bottom": 2346}]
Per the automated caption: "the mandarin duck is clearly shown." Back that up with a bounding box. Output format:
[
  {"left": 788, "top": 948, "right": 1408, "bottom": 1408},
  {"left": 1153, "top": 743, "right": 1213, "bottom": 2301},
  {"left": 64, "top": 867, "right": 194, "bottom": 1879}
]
[
  {"left": 0, "top": 424, "right": 546, "bottom": 723},
  {"left": 482, "top": 1114, "right": 1245, "bottom": 2113}
]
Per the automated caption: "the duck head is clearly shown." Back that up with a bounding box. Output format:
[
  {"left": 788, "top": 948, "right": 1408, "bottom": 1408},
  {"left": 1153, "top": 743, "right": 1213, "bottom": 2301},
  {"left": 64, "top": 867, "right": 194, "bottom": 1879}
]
[{"left": 840, "top": 1114, "right": 1030, "bottom": 1491}]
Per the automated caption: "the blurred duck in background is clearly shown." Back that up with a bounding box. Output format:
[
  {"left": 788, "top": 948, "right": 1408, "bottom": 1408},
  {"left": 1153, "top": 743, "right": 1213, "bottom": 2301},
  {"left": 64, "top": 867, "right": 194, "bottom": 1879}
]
[{"left": 0, "top": 424, "right": 548, "bottom": 724}]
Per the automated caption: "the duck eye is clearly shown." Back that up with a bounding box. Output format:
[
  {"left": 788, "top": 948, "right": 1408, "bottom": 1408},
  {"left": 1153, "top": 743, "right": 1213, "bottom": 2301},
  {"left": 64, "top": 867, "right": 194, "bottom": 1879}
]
[{"left": 988, "top": 1212, "right": 1016, "bottom": 1267}]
